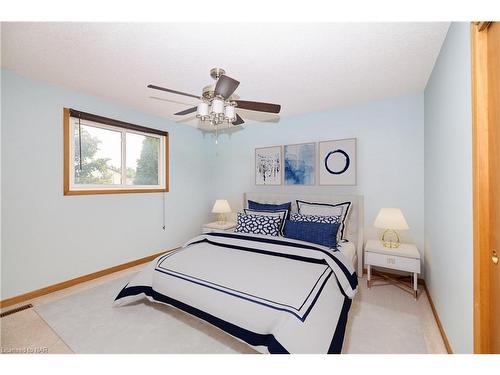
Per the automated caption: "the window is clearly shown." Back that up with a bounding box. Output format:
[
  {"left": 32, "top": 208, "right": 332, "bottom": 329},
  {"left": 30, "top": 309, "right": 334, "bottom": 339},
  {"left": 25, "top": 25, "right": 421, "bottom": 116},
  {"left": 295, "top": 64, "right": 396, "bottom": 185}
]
[{"left": 64, "top": 108, "right": 168, "bottom": 195}]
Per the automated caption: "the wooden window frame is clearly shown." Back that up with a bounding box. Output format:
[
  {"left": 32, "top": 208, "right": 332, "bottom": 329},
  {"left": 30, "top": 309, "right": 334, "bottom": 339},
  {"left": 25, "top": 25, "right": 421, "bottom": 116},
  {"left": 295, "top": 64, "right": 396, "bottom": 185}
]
[{"left": 63, "top": 108, "right": 169, "bottom": 195}]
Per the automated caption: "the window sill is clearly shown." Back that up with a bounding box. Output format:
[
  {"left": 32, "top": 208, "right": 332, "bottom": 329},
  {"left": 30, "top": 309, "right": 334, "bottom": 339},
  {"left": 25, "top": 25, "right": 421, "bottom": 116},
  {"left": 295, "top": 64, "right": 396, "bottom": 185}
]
[{"left": 63, "top": 188, "right": 168, "bottom": 196}]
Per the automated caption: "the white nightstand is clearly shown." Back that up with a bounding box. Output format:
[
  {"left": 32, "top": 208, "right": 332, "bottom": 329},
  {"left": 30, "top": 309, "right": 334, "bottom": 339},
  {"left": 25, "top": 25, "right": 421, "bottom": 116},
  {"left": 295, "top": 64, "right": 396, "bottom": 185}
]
[
  {"left": 202, "top": 221, "right": 236, "bottom": 234},
  {"left": 364, "top": 239, "right": 421, "bottom": 299}
]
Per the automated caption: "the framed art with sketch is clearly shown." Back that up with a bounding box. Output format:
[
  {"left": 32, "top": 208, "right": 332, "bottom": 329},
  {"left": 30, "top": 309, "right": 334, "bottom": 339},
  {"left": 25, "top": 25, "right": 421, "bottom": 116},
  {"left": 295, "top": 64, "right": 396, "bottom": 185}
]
[{"left": 255, "top": 146, "right": 282, "bottom": 185}]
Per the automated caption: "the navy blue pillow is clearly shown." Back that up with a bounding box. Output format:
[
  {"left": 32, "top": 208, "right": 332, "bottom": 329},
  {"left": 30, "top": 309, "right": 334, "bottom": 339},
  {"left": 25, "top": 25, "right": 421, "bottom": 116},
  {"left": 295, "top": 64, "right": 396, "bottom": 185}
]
[
  {"left": 248, "top": 200, "right": 292, "bottom": 219},
  {"left": 283, "top": 220, "right": 340, "bottom": 248}
]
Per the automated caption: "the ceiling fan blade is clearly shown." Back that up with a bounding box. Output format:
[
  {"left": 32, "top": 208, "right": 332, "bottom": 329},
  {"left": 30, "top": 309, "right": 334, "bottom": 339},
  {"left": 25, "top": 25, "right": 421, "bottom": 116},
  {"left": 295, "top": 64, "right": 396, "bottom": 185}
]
[
  {"left": 147, "top": 84, "right": 201, "bottom": 100},
  {"left": 214, "top": 75, "right": 240, "bottom": 98},
  {"left": 235, "top": 100, "right": 281, "bottom": 114},
  {"left": 232, "top": 113, "right": 245, "bottom": 126},
  {"left": 174, "top": 106, "right": 198, "bottom": 116}
]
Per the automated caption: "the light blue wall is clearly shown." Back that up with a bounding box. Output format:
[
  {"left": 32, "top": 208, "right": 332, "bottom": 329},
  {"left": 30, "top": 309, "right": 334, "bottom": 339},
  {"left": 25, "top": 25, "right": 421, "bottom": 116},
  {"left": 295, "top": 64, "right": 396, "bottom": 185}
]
[
  {"left": 210, "top": 94, "right": 425, "bottom": 262},
  {"left": 1, "top": 70, "right": 214, "bottom": 299},
  {"left": 424, "top": 22, "right": 473, "bottom": 353}
]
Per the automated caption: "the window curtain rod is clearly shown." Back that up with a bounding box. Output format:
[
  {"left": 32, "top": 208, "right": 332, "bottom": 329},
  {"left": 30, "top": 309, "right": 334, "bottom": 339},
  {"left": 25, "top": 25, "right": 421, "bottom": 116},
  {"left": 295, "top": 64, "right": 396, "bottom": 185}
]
[{"left": 68, "top": 109, "right": 169, "bottom": 137}]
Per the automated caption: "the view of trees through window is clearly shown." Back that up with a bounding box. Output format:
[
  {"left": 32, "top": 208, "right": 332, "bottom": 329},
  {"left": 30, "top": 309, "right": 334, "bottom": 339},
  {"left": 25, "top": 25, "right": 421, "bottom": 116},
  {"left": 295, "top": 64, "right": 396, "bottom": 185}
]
[
  {"left": 126, "top": 132, "right": 159, "bottom": 185},
  {"left": 73, "top": 124, "right": 160, "bottom": 186}
]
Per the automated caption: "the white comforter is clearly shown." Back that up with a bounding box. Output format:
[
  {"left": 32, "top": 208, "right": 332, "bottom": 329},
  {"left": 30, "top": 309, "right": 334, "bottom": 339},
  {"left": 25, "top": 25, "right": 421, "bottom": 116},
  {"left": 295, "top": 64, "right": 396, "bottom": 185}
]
[{"left": 114, "top": 232, "right": 358, "bottom": 353}]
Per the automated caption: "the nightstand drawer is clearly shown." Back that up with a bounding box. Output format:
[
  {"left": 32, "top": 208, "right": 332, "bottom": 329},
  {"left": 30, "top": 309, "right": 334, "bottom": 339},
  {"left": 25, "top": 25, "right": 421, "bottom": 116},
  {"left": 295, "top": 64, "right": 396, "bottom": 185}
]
[
  {"left": 202, "top": 222, "right": 236, "bottom": 234},
  {"left": 202, "top": 227, "right": 235, "bottom": 234},
  {"left": 365, "top": 251, "right": 420, "bottom": 273}
]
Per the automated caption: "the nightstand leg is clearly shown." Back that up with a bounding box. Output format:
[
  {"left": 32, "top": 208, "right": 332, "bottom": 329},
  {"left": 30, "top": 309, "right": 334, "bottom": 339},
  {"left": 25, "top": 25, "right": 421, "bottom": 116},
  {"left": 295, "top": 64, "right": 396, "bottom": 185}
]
[
  {"left": 367, "top": 265, "right": 371, "bottom": 288},
  {"left": 413, "top": 272, "right": 417, "bottom": 299}
]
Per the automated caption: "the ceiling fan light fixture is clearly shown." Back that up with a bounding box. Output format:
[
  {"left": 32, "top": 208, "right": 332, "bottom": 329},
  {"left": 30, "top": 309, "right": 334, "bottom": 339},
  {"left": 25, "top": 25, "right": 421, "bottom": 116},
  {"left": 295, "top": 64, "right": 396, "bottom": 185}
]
[
  {"left": 148, "top": 68, "right": 281, "bottom": 132},
  {"left": 196, "top": 102, "right": 209, "bottom": 119},
  {"left": 211, "top": 98, "right": 224, "bottom": 114},
  {"left": 224, "top": 104, "right": 236, "bottom": 122}
]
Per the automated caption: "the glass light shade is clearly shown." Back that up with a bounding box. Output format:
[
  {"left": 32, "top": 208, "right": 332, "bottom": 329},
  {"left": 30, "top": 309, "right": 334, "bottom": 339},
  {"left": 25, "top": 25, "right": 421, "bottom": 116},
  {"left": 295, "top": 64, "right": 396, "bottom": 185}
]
[
  {"left": 374, "top": 208, "right": 409, "bottom": 230},
  {"left": 212, "top": 199, "right": 231, "bottom": 214},
  {"left": 197, "top": 102, "right": 209, "bottom": 117},
  {"left": 211, "top": 98, "right": 224, "bottom": 114},
  {"left": 224, "top": 105, "right": 236, "bottom": 120}
]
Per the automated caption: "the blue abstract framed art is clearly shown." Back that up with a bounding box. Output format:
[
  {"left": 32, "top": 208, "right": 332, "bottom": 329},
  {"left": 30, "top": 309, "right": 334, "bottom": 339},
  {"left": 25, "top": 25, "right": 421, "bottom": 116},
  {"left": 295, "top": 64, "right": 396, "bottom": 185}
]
[{"left": 284, "top": 142, "right": 316, "bottom": 185}]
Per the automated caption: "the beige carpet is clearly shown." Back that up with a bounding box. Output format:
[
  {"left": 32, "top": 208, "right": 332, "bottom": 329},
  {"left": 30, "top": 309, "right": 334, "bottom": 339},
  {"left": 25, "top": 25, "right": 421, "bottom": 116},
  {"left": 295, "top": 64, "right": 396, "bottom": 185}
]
[
  {"left": 343, "top": 280, "right": 427, "bottom": 353},
  {"left": 34, "top": 274, "right": 438, "bottom": 354},
  {"left": 36, "top": 276, "right": 256, "bottom": 354}
]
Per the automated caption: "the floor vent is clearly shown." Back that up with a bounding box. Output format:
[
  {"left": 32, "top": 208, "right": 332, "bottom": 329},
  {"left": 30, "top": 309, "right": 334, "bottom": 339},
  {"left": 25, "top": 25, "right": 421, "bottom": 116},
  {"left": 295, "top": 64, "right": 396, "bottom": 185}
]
[{"left": 0, "top": 303, "right": 34, "bottom": 318}]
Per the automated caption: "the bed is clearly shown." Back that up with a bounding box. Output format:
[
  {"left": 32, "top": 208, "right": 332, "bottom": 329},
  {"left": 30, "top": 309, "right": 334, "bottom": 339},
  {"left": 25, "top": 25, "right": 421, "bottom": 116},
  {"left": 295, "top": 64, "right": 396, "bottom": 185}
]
[{"left": 114, "top": 193, "right": 364, "bottom": 354}]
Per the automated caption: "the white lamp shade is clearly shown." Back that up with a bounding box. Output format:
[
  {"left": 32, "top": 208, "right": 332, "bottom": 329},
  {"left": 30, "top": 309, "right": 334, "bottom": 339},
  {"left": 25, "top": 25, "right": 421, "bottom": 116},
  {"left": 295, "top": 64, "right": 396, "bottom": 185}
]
[
  {"left": 212, "top": 199, "right": 231, "bottom": 214},
  {"left": 374, "top": 208, "right": 409, "bottom": 230},
  {"left": 197, "top": 102, "right": 209, "bottom": 117},
  {"left": 211, "top": 98, "right": 224, "bottom": 114},
  {"left": 224, "top": 105, "right": 235, "bottom": 120}
]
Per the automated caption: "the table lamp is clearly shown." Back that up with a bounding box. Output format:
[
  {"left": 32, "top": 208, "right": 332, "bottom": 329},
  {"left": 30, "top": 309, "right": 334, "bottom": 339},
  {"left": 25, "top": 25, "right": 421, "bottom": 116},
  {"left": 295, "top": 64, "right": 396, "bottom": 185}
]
[
  {"left": 374, "top": 208, "right": 409, "bottom": 248},
  {"left": 212, "top": 199, "right": 231, "bottom": 225}
]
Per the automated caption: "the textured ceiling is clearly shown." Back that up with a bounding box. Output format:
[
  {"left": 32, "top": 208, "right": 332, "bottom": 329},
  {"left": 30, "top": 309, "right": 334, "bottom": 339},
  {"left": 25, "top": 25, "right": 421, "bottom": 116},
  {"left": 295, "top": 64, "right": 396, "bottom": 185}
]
[{"left": 1, "top": 22, "right": 449, "bottom": 127}]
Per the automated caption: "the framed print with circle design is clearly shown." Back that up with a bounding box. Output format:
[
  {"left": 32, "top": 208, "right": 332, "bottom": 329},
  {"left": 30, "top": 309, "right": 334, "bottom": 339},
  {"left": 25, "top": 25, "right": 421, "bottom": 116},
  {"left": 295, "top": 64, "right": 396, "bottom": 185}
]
[{"left": 319, "top": 138, "right": 356, "bottom": 185}]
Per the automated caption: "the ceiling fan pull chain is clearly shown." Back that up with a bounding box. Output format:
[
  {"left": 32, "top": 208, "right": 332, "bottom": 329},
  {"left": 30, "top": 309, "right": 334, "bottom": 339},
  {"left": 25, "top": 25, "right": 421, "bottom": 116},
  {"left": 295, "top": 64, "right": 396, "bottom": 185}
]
[{"left": 162, "top": 191, "right": 166, "bottom": 231}]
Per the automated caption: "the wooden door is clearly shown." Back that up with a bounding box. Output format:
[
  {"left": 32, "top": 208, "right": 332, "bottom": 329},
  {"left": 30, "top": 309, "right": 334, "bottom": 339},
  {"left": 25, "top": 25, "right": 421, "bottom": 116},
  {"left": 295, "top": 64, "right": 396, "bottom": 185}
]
[
  {"left": 472, "top": 21, "right": 500, "bottom": 354},
  {"left": 488, "top": 22, "right": 500, "bottom": 353}
]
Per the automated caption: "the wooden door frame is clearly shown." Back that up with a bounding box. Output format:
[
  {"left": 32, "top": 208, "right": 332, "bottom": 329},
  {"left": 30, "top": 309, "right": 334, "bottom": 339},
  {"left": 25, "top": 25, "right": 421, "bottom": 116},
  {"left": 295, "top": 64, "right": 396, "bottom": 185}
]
[{"left": 471, "top": 21, "right": 492, "bottom": 354}]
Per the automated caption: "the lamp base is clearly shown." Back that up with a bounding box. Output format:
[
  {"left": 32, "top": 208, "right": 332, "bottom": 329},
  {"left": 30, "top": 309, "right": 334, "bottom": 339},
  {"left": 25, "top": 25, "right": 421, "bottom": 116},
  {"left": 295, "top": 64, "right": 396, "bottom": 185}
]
[
  {"left": 216, "top": 213, "right": 227, "bottom": 226},
  {"left": 381, "top": 229, "right": 401, "bottom": 248}
]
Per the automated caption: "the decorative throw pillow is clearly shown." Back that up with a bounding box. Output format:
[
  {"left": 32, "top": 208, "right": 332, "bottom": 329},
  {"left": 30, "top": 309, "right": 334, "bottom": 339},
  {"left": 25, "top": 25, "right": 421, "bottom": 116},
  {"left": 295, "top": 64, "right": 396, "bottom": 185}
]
[
  {"left": 283, "top": 220, "right": 340, "bottom": 248},
  {"left": 247, "top": 200, "right": 292, "bottom": 219},
  {"left": 296, "top": 200, "right": 351, "bottom": 240},
  {"left": 244, "top": 209, "right": 288, "bottom": 236},
  {"left": 235, "top": 213, "right": 282, "bottom": 236},
  {"left": 290, "top": 212, "right": 341, "bottom": 224}
]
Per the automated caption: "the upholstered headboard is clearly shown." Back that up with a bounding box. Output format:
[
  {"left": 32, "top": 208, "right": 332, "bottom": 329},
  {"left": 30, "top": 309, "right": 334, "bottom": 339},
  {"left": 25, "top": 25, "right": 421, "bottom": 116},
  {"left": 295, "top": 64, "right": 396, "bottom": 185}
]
[{"left": 243, "top": 192, "right": 364, "bottom": 276}]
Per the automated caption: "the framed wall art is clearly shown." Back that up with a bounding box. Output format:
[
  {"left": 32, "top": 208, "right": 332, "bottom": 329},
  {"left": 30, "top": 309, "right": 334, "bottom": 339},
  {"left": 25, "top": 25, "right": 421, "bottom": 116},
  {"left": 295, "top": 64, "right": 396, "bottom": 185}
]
[
  {"left": 284, "top": 142, "right": 316, "bottom": 185},
  {"left": 319, "top": 138, "right": 356, "bottom": 185},
  {"left": 255, "top": 146, "right": 282, "bottom": 185}
]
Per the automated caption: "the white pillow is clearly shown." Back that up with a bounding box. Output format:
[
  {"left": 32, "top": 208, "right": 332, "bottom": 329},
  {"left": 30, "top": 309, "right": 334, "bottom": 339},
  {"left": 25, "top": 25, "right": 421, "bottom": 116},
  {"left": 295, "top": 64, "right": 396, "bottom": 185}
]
[
  {"left": 296, "top": 200, "right": 351, "bottom": 240},
  {"left": 298, "top": 203, "right": 343, "bottom": 216}
]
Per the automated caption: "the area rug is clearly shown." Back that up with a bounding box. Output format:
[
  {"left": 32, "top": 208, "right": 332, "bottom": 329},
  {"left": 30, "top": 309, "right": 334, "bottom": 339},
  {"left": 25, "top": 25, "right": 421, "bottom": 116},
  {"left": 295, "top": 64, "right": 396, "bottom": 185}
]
[
  {"left": 36, "top": 274, "right": 428, "bottom": 354},
  {"left": 35, "top": 275, "right": 256, "bottom": 353}
]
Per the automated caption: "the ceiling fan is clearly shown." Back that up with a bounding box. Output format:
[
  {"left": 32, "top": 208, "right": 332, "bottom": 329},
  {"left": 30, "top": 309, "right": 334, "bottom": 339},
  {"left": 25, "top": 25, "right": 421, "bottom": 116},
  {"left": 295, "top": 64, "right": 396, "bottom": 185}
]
[{"left": 147, "top": 68, "right": 281, "bottom": 127}]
